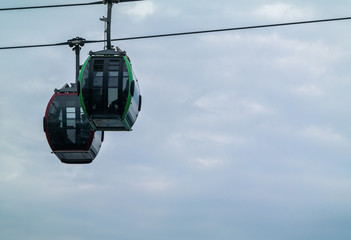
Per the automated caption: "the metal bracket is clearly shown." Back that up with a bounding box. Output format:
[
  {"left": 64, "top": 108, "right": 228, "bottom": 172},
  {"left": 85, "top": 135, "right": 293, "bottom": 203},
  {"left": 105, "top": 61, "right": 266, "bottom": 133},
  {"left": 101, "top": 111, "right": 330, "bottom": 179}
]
[
  {"left": 89, "top": 48, "right": 126, "bottom": 56},
  {"left": 54, "top": 83, "right": 77, "bottom": 93},
  {"left": 103, "top": 0, "right": 120, "bottom": 4},
  {"left": 100, "top": 16, "right": 108, "bottom": 22}
]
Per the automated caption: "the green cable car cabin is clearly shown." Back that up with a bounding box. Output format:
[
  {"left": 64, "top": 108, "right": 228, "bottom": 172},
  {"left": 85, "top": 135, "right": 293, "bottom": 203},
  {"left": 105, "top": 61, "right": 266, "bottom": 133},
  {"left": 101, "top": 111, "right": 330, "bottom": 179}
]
[{"left": 79, "top": 49, "right": 142, "bottom": 131}]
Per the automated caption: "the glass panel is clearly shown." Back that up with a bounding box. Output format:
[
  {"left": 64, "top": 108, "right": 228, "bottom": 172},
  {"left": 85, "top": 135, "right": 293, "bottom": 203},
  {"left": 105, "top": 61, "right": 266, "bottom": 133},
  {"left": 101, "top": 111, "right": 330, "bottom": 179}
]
[
  {"left": 82, "top": 62, "right": 89, "bottom": 85},
  {"left": 93, "top": 72, "right": 103, "bottom": 87},
  {"left": 81, "top": 61, "right": 90, "bottom": 108},
  {"left": 108, "top": 70, "right": 119, "bottom": 112},
  {"left": 67, "top": 119, "right": 75, "bottom": 127},
  {"left": 94, "top": 60, "right": 104, "bottom": 71},
  {"left": 108, "top": 88, "right": 118, "bottom": 110},
  {"left": 109, "top": 71, "right": 119, "bottom": 77},
  {"left": 91, "top": 70, "right": 103, "bottom": 111},
  {"left": 67, "top": 129, "right": 76, "bottom": 144},
  {"left": 109, "top": 60, "right": 119, "bottom": 71},
  {"left": 59, "top": 111, "right": 63, "bottom": 128},
  {"left": 123, "top": 70, "right": 129, "bottom": 78},
  {"left": 123, "top": 77, "right": 128, "bottom": 91},
  {"left": 66, "top": 107, "right": 75, "bottom": 118},
  {"left": 93, "top": 78, "right": 102, "bottom": 87},
  {"left": 123, "top": 64, "right": 130, "bottom": 91},
  {"left": 109, "top": 72, "right": 118, "bottom": 88},
  {"left": 66, "top": 107, "right": 76, "bottom": 127},
  {"left": 92, "top": 88, "right": 103, "bottom": 111},
  {"left": 47, "top": 94, "right": 94, "bottom": 151}
]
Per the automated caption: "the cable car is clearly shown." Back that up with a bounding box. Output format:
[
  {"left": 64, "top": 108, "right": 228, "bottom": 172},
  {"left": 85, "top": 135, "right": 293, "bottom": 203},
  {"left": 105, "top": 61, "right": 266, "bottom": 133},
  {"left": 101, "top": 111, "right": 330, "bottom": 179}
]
[
  {"left": 78, "top": 48, "right": 142, "bottom": 131},
  {"left": 43, "top": 83, "right": 103, "bottom": 164}
]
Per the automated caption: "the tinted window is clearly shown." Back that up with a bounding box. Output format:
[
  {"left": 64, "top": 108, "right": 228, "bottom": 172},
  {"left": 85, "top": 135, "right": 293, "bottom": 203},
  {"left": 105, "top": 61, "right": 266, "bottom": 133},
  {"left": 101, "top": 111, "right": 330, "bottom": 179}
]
[{"left": 47, "top": 94, "right": 93, "bottom": 151}]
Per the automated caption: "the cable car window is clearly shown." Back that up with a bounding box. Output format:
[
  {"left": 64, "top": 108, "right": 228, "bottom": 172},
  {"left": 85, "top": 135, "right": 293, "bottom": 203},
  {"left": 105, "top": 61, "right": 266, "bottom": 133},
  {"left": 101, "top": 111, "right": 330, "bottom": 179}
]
[
  {"left": 46, "top": 94, "right": 95, "bottom": 152},
  {"left": 123, "top": 76, "right": 128, "bottom": 91},
  {"left": 94, "top": 59, "right": 104, "bottom": 71},
  {"left": 109, "top": 60, "right": 119, "bottom": 71},
  {"left": 67, "top": 129, "right": 76, "bottom": 144},
  {"left": 49, "top": 102, "right": 58, "bottom": 116},
  {"left": 108, "top": 71, "right": 118, "bottom": 109},
  {"left": 66, "top": 107, "right": 76, "bottom": 127},
  {"left": 59, "top": 111, "right": 63, "bottom": 128},
  {"left": 93, "top": 72, "right": 103, "bottom": 87},
  {"left": 130, "top": 81, "right": 135, "bottom": 97},
  {"left": 122, "top": 64, "right": 129, "bottom": 91},
  {"left": 66, "top": 107, "right": 75, "bottom": 118},
  {"left": 108, "top": 89, "right": 118, "bottom": 109},
  {"left": 92, "top": 71, "right": 103, "bottom": 111},
  {"left": 108, "top": 71, "right": 119, "bottom": 87},
  {"left": 81, "top": 61, "right": 90, "bottom": 92}
]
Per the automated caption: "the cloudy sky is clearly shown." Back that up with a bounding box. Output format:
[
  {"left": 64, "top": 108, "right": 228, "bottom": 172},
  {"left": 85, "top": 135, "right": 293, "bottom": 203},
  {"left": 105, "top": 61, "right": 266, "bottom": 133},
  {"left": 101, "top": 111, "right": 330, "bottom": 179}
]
[{"left": 1, "top": 0, "right": 351, "bottom": 239}]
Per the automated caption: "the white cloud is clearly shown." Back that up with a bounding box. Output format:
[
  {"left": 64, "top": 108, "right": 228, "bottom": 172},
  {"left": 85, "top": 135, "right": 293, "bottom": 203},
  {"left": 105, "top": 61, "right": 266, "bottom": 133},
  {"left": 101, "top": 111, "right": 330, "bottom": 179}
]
[
  {"left": 120, "top": 164, "right": 173, "bottom": 193},
  {"left": 240, "top": 100, "right": 274, "bottom": 115},
  {"left": 193, "top": 93, "right": 273, "bottom": 120},
  {"left": 295, "top": 84, "right": 323, "bottom": 96},
  {"left": 201, "top": 32, "right": 343, "bottom": 80},
  {"left": 193, "top": 93, "right": 228, "bottom": 112},
  {"left": 274, "top": 39, "right": 342, "bottom": 77},
  {"left": 0, "top": 155, "right": 24, "bottom": 182},
  {"left": 133, "top": 180, "right": 170, "bottom": 192},
  {"left": 255, "top": 3, "right": 314, "bottom": 21},
  {"left": 168, "top": 131, "right": 252, "bottom": 147},
  {"left": 123, "top": 1, "right": 156, "bottom": 20},
  {"left": 301, "top": 126, "right": 344, "bottom": 143},
  {"left": 194, "top": 157, "right": 223, "bottom": 168}
]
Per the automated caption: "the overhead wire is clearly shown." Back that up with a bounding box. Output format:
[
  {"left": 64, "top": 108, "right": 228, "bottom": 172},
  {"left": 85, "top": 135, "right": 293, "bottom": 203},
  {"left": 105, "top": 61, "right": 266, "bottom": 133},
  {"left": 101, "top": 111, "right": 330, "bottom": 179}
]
[
  {"left": 0, "top": 1, "right": 102, "bottom": 11},
  {"left": 109, "top": 17, "right": 351, "bottom": 42},
  {"left": 0, "top": 0, "right": 143, "bottom": 11},
  {"left": 0, "top": 42, "right": 69, "bottom": 50},
  {"left": 0, "top": 16, "right": 350, "bottom": 50}
]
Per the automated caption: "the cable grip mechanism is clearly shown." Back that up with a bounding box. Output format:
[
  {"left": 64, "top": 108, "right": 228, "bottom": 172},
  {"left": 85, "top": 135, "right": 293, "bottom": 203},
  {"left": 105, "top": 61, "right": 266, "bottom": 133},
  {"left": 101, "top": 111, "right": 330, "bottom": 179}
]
[
  {"left": 67, "top": 37, "right": 86, "bottom": 48},
  {"left": 67, "top": 37, "right": 86, "bottom": 84}
]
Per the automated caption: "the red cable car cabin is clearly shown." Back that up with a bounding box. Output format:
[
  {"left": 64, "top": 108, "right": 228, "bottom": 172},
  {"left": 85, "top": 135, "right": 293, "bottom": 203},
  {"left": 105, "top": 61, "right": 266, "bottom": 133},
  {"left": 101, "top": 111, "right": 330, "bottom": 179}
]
[{"left": 43, "top": 84, "right": 103, "bottom": 164}]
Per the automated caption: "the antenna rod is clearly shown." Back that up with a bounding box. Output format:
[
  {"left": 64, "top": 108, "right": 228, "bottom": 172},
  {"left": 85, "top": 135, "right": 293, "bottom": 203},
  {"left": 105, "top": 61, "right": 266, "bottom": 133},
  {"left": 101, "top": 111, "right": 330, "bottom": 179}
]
[{"left": 106, "top": 2, "right": 113, "bottom": 49}]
